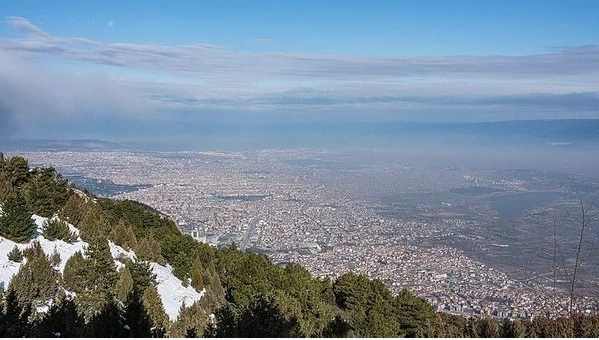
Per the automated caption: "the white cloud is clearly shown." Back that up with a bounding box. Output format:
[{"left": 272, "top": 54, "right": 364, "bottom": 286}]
[{"left": 0, "top": 15, "right": 597, "bottom": 135}]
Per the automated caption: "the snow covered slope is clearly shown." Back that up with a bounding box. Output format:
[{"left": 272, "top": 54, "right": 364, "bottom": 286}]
[
  {"left": 0, "top": 209, "right": 204, "bottom": 320},
  {"left": 152, "top": 262, "right": 205, "bottom": 321}
]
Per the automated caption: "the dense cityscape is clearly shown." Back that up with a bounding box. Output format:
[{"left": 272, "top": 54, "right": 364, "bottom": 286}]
[{"left": 17, "top": 150, "right": 599, "bottom": 320}]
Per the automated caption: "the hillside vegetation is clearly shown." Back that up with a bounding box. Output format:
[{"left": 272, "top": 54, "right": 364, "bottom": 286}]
[{"left": 1, "top": 152, "right": 598, "bottom": 337}]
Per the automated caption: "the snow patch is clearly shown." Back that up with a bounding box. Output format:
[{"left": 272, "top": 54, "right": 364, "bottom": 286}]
[
  {"left": 109, "top": 241, "right": 136, "bottom": 270},
  {"left": 151, "top": 262, "right": 205, "bottom": 321},
  {"left": 0, "top": 213, "right": 87, "bottom": 290}
]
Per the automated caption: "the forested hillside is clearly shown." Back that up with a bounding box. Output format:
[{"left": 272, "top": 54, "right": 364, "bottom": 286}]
[{"left": 1, "top": 152, "right": 598, "bottom": 337}]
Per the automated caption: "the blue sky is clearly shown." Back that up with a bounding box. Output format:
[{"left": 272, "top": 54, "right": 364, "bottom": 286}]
[
  {"left": 0, "top": 0, "right": 598, "bottom": 142},
  {"left": 2, "top": 0, "right": 599, "bottom": 55}
]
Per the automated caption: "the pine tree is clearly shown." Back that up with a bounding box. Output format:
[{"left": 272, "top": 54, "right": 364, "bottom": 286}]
[
  {"left": 0, "top": 191, "right": 36, "bottom": 242},
  {"left": 210, "top": 294, "right": 301, "bottom": 337},
  {"left": 464, "top": 317, "right": 480, "bottom": 337},
  {"left": 115, "top": 266, "right": 134, "bottom": 303},
  {"left": 122, "top": 290, "right": 153, "bottom": 337},
  {"left": 127, "top": 260, "right": 157, "bottom": 294},
  {"left": 22, "top": 167, "right": 69, "bottom": 218},
  {"left": 79, "top": 237, "right": 119, "bottom": 318},
  {"left": 63, "top": 251, "right": 90, "bottom": 293},
  {"left": 142, "top": 285, "right": 169, "bottom": 336},
  {"left": 9, "top": 241, "right": 61, "bottom": 306},
  {"left": 50, "top": 247, "right": 61, "bottom": 267},
  {"left": 79, "top": 204, "right": 110, "bottom": 240},
  {"left": 0, "top": 156, "right": 12, "bottom": 202},
  {"left": 502, "top": 318, "right": 526, "bottom": 337},
  {"left": 136, "top": 234, "right": 166, "bottom": 264},
  {"left": 60, "top": 193, "right": 87, "bottom": 226},
  {"left": 7, "top": 245, "right": 23, "bottom": 262},
  {"left": 169, "top": 301, "right": 210, "bottom": 337},
  {"left": 43, "top": 218, "right": 77, "bottom": 242},
  {"left": 84, "top": 299, "right": 124, "bottom": 337},
  {"left": 478, "top": 317, "right": 500, "bottom": 337},
  {"left": 190, "top": 257, "right": 205, "bottom": 290},
  {"left": 109, "top": 219, "right": 138, "bottom": 250},
  {"left": 394, "top": 288, "right": 435, "bottom": 337},
  {"left": 205, "top": 261, "right": 226, "bottom": 305},
  {"left": 36, "top": 293, "right": 84, "bottom": 337},
  {"left": 1, "top": 289, "right": 33, "bottom": 337},
  {"left": 4, "top": 156, "right": 29, "bottom": 187}
]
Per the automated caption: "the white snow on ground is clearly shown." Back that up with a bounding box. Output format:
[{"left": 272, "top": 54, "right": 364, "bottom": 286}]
[
  {"left": 0, "top": 213, "right": 86, "bottom": 289},
  {"left": 151, "top": 262, "right": 205, "bottom": 321},
  {"left": 109, "top": 241, "right": 136, "bottom": 270},
  {"left": 0, "top": 207, "right": 204, "bottom": 320}
]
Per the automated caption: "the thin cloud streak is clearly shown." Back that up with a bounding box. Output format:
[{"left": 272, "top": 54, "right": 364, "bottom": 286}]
[{"left": 2, "top": 17, "right": 599, "bottom": 80}]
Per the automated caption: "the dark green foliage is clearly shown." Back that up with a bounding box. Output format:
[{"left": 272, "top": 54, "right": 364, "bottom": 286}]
[
  {"left": 190, "top": 257, "right": 206, "bottom": 289},
  {"left": 78, "top": 237, "right": 119, "bottom": 319},
  {"left": 98, "top": 198, "right": 211, "bottom": 274},
  {"left": 169, "top": 301, "right": 211, "bottom": 337},
  {"left": 83, "top": 299, "right": 124, "bottom": 337},
  {"left": 122, "top": 290, "right": 153, "bottom": 337},
  {"left": 7, "top": 245, "right": 23, "bottom": 262},
  {"left": 216, "top": 246, "right": 285, "bottom": 307},
  {"left": 115, "top": 266, "right": 134, "bottom": 303},
  {"left": 572, "top": 314, "right": 599, "bottom": 337},
  {"left": 35, "top": 294, "right": 84, "bottom": 337},
  {"left": 136, "top": 234, "right": 166, "bottom": 265},
  {"left": 62, "top": 251, "right": 89, "bottom": 293},
  {"left": 502, "top": 318, "right": 527, "bottom": 337},
  {"left": 394, "top": 289, "right": 436, "bottom": 336},
  {"left": 63, "top": 237, "right": 119, "bottom": 321},
  {"left": 59, "top": 193, "right": 87, "bottom": 226},
  {"left": 79, "top": 204, "right": 111, "bottom": 240},
  {"left": 22, "top": 167, "right": 71, "bottom": 218},
  {"left": 333, "top": 273, "right": 400, "bottom": 337},
  {"left": 43, "top": 218, "right": 77, "bottom": 242},
  {"left": 191, "top": 259, "right": 226, "bottom": 313},
  {"left": 110, "top": 219, "right": 138, "bottom": 250},
  {"left": 277, "top": 264, "right": 336, "bottom": 336},
  {"left": 9, "top": 242, "right": 61, "bottom": 306},
  {"left": 210, "top": 294, "right": 302, "bottom": 337},
  {"left": 185, "top": 327, "right": 198, "bottom": 337},
  {"left": 0, "top": 289, "right": 33, "bottom": 337},
  {"left": 2, "top": 156, "right": 29, "bottom": 188},
  {"left": 477, "top": 317, "right": 501, "bottom": 337},
  {"left": 0, "top": 191, "right": 36, "bottom": 242},
  {"left": 153, "top": 231, "right": 205, "bottom": 278},
  {"left": 142, "top": 285, "right": 169, "bottom": 336},
  {"left": 127, "top": 260, "right": 157, "bottom": 294},
  {"left": 431, "top": 313, "right": 469, "bottom": 337},
  {"left": 50, "top": 247, "right": 61, "bottom": 267},
  {"left": 322, "top": 315, "right": 352, "bottom": 337},
  {"left": 527, "top": 316, "right": 575, "bottom": 337},
  {"left": 0, "top": 156, "right": 70, "bottom": 218},
  {"left": 204, "top": 261, "right": 226, "bottom": 305},
  {"left": 86, "top": 237, "right": 119, "bottom": 290},
  {"left": 0, "top": 152, "right": 11, "bottom": 201}
]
